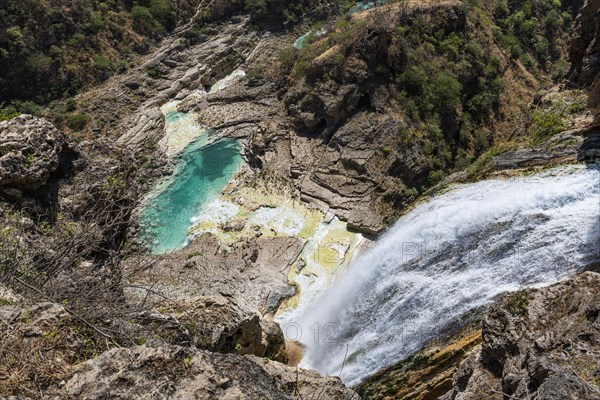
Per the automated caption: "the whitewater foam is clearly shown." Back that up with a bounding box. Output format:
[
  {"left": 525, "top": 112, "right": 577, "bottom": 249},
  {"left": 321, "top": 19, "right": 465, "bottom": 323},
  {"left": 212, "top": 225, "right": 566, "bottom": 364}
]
[{"left": 285, "top": 165, "right": 600, "bottom": 385}]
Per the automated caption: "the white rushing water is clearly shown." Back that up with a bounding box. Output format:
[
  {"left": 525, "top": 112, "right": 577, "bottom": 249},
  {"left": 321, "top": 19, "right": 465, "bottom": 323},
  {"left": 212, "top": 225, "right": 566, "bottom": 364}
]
[{"left": 285, "top": 165, "right": 600, "bottom": 386}]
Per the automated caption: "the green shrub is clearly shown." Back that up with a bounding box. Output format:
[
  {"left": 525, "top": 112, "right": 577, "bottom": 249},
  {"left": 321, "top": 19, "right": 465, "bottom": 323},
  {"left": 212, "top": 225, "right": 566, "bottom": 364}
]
[
  {"left": 519, "top": 53, "right": 534, "bottom": 69},
  {"left": 561, "top": 11, "right": 573, "bottom": 26},
  {"left": 497, "top": 33, "right": 520, "bottom": 52},
  {"left": 66, "top": 33, "right": 86, "bottom": 48},
  {"left": 67, "top": 113, "right": 91, "bottom": 131},
  {"left": 440, "top": 32, "right": 461, "bottom": 57},
  {"left": 428, "top": 170, "right": 445, "bottom": 185},
  {"left": 148, "top": 0, "right": 175, "bottom": 30},
  {"left": 0, "top": 108, "right": 19, "bottom": 121},
  {"left": 567, "top": 94, "right": 588, "bottom": 114},
  {"left": 0, "top": 298, "right": 15, "bottom": 306},
  {"left": 277, "top": 47, "right": 298, "bottom": 69},
  {"left": 6, "top": 26, "right": 25, "bottom": 48},
  {"left": 49, "top": 45, "right": 62, "bottom": 58},
  {"left": 25, "top": 55, "right": 52, "bottom": 74},
  {"left": 473, "top": 129, "right": 489, "bottom": 152},
  {"left": 85, "top": 11, "right": 105, "bottom": 33},
  {"left": 431, "top": 72, "right": 462, "bottom": 115},
  {"left": 183, "top": 26, "right": 205, "bottom": 44},
  {"left": 466, "top": 142, "right": 519, "bottom": 177},
  {"left": 533, "top": 36, "right": 549, "bottom": 59},
  {"left": 12, "top": 101, "right": 43, "bottom": 116},
  {"left": 467, "top": 92, "right": 498, "bottom": 115},
  {"left": 465, "top": 40, "right": 484, "bottom": 58},
  {"left": 244, "top": 0, "right": 267, "bottom": 14},
  {"left": 507, "top": 292, "right": 529, "bottom": 316},
  {"left": 543, "top": 10, "right": 562, "bottom": 32},
  {"left": 401, "top": 66, "right": 428, "bottom": 95},
  {"left": 509, "top": 44, "right": 523, "bottom": 59},
  {"left": 528, "top": 107, "right": 566, "bottom": 144},
  {"left": 520, "top": 18, "right": 538, "bottom": 37},
  {"left": 93, "top": 55, "right": 111, "bottom": 70},
  {"left": 132, "top": 5, "right": 163, "bottom": 37},
  {"left": 550, "top": 59, "right": 569, "bottom": 82},
  {"left": 102, "top": 173, "right": 126, "bottom": 197},
  {"left": 65, "top": 98, "right": 77, "bottom": 112}
]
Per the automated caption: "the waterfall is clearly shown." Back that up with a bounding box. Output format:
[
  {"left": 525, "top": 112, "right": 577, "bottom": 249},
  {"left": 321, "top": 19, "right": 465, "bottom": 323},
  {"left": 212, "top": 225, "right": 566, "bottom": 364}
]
[{"left": 283, "top": 165, "right": 600, "bottom": 386}]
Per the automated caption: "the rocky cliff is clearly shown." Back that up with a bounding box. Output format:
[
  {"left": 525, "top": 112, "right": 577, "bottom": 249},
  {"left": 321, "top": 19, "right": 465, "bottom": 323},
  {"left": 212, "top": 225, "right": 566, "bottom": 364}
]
[
  {"left": 69, "top": 0, "right": 583, "bottom": 235},
  {"left": 0, "top": 297, "right": 353, "bottom": 399},
  {"left": 358, "top": 272, "right": 600, "bottom": 400},
  {"left": 442, "top": 272, "right": 600, "bottom": 400},
  {"left": 568, "top": 0, "right": 600, "bottom": 162},
  {"left": 0, "top": 115, "right": 74, "bottom": 192},
  {"left": 568, "top": 0, "right": 600, "bottom": 113}
]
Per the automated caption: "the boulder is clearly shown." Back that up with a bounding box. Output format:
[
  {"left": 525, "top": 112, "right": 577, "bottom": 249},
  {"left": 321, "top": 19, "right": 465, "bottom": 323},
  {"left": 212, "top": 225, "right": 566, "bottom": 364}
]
[
  {"left": 172, "top": 295, "right": 287, "bottom": 362},
  {"left": 64, "top": 342, "right": 356, "bottom": 399},
  {"left": 0, "top": 115, "right": 72, "bottom": 190}
]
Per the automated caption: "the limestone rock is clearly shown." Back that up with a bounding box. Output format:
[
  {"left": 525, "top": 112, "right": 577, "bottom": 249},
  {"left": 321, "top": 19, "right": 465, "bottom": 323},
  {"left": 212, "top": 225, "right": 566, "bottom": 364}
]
[
  {"left": 125, "top": 233, "right": 302, "bottom": 315},
  {"left": 0, "top": 115, "right": 73, "bottom": 190},
  {"left": 441, "top": 272, "right": 600, "bottom": 400},
  {"left": 568, "top": 0, "right": 600, "bottom": 113},
  {"left": 64, "top": 342, "right": 356, "bottom": 400},
  {"left": 578, "top": 127, "right": 600, "bottom": 162},
  {"left": 358, "top": 325, "right": 482, "bottom": 400},
  {"left": 171, "top": 295, "right": 287, "bottom": 362}
]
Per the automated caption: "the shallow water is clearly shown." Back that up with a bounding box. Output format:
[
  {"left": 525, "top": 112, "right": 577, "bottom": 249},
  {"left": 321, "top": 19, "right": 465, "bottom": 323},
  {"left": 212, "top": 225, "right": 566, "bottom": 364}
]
[
  {"left": 141, "top": 138, "right": 243, "bottom": 254},
  {"left": 349, "top": 0, "right": 389, "bottom": 14},
  {"left": 294, "top": 33, "right": 312, "bottom": 49}
]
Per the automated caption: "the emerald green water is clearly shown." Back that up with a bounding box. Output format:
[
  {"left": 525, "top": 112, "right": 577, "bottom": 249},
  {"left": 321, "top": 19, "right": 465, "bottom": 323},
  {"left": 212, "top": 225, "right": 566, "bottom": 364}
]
[
  {"left": 165, "top": 110, "right": 186, "bottom": 124},
  {"left": 141, "top": 137, "right": 243, "bottom": 254}
]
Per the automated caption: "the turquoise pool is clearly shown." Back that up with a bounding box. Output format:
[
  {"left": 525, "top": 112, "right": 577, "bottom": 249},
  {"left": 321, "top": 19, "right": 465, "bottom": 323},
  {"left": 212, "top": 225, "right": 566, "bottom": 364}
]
[{"left": 140, "top": 137, "right": 243, "bottom": 254}]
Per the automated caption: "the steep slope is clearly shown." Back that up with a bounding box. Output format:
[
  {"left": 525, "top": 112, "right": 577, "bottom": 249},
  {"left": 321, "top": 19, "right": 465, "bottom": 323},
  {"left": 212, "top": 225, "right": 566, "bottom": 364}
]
[
  {"left": 0, "top": 0, "right": 196, "bottom": 103},
  {"left": 568, "top": 0, "right": 600, "bottom": 162},
  {"left": 358, "top": 272, "right": 600, "bottom": 400},
  {"left": 97, "top": 0, "right": 582, "bottom": 234},
  {"left": 568, "top": 0, "right": 600, "bottom": 113},
  {"left": 0, "top": 298, "right": 354, "bottom": 398},
  {"left": 442, "top": 272, "right": 600, "bottom": 400}
]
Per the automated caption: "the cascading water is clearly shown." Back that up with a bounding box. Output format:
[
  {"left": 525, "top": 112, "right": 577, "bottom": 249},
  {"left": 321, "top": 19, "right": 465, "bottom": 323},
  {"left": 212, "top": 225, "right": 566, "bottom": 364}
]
[{"left": 282, "top": 165, "right": 600, "bottom": 386}]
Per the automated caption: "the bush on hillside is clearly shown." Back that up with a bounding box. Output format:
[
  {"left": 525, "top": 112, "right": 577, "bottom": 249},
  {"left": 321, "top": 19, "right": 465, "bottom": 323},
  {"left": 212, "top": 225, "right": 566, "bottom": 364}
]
[{"left": 66, "top": 112, "right": 91, "bottom": 131}]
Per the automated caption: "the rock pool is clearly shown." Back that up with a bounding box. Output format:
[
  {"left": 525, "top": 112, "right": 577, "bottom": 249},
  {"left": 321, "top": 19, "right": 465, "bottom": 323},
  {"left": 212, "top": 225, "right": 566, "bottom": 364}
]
[{"left": 140, "top": 137, "right": 244, "bottom": 254}]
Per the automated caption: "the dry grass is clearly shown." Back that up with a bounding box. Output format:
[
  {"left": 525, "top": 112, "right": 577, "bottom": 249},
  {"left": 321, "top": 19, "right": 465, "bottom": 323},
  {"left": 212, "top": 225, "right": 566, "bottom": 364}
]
[
  {"left": 285, "top": 339, "right": 306, "bottom": 367},
  {"left": 0, "top": 305, "right": 108, "bottom": 398}
]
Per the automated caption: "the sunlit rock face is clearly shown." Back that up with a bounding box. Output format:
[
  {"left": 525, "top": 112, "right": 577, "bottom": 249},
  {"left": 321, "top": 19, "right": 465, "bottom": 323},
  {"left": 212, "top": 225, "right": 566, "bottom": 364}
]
[{"left": 0, "top": 115, "right": 74, "bottom": 191}]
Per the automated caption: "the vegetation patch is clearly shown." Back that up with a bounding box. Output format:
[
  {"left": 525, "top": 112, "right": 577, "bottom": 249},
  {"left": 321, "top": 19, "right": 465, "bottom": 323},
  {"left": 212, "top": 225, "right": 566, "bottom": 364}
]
[
  {"left": 66, "top": 112, "right": 91, "bottom": 131},
  {"left": 0, "top": 0, "right": 177, "bottom": 105},
  {"left": 507, "top": 291, "right": 530, "bottom": 317}
]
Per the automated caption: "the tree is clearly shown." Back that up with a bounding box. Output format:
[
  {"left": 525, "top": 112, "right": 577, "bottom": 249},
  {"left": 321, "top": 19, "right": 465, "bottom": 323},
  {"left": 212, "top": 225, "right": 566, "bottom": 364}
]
[
  {"left": 431, "top": 71, "right": 461, "bottom": 116},
  {"left": 148, "top": 0, "right": 175, "bottom": 31},
  {"left": 132, "top": 5, "right": 163, "bottom": 37},
  {"left": 244, "top": 0, "right": 267, "bottom": 14}
]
